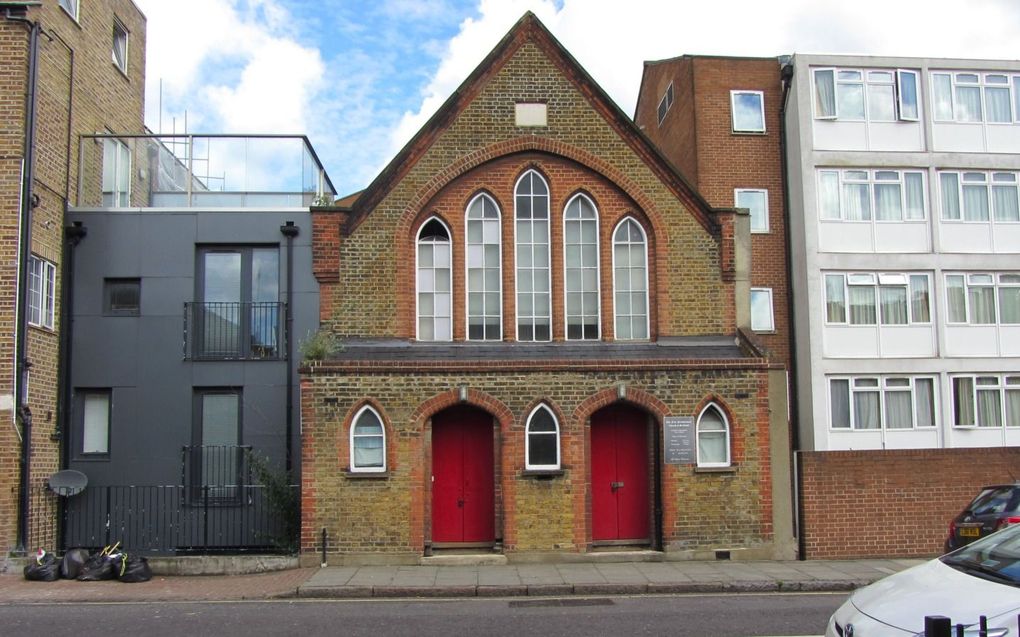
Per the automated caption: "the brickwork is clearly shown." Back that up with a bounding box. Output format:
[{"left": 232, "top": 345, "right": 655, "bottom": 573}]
[
  {"left": 0, "top": 1, "right": 145, "bottom": 555},
  {"left": 799, "top": 448, "right": 1020, "bottom": 559}
]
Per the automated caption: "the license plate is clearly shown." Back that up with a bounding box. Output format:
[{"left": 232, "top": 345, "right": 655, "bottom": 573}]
[{"left": 959, "top": 527, "right": 981, "bottom": 537}]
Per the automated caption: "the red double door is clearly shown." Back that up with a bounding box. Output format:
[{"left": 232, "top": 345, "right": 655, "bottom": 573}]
[
  {"left": 591, "top": 404, "right": 651, "bottom": 543},
  {"left": 432, "top": 406, "right": 495, "bottom": 544}
]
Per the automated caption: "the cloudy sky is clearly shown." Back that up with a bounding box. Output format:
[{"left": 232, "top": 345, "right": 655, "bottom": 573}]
[{"left": 132, "top": 0, "right": 1020, "bottom": 196}]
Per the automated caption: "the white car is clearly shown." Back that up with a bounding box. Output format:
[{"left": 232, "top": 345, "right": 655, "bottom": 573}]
[{"left": 826, "top": 523, "right": 1020, "bottom": 636}]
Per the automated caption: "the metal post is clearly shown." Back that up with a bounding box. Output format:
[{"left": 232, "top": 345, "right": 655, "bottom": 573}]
[
  {"left": 203, "top": 484, "right": 209, "bottom": 548},
  {"left": 924, "top": 616, "right": 951, "bottom": 637},
  {"left": 321, "top": 527, "right": 327, "bottom": 567},
  {"left": 980, "top": 615, "right": 988, "bottom": 637}
]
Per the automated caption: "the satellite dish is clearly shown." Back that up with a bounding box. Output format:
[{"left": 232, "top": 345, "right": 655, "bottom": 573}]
[{"left": 48, "top": 470, "right": 88, "bottom": 496}]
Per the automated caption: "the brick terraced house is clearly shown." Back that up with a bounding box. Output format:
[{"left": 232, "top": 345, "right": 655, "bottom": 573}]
[{"left": 300, "top": 13, "right": 796, "bottom": 565}]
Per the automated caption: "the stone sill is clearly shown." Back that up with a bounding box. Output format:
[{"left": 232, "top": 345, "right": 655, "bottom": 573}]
[
  {"left": 694, "top": 465, "right": 737, "bottom": 474},
  {"left": 520, "top": 469, "right": 565, "bottom": 479},
  {"left": 344, "top": 470, "right": 390, "bottom": 480}
]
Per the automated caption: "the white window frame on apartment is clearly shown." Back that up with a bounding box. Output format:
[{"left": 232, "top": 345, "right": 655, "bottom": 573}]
[
  {"left": 102, "top": 137, "right": 131, "bottom": 207},
  {"left": 465, "top": 193, "right": 502, "bottom": 341},
  {"left": 938, "top": 170, "right": 1020, "bottom": 223},
  {"left": 730, "top": 90, "right": 765, "bottom": 133},
  {"left": 824, "top": 272, "right": 932, "bottom": 326},
  {"left": 657, "top": 81, "right": 675, "bottom": 126},
  {"left": 524, "top": 404, "right": 560, "bottom": 471},
  {"left": 951, "top": 374, "right": 1020, "bottom": 428},
  {"left": 735, "top": 188, "right": 769, "bottom": 233},
  {"left": 828, "top": 376, "right": 937, "bottom": 431},
  {"left": 750, "top": 288, "right": 774, "bottom": 332},
  {"left": 611, "top": 217, "right": 649, "bottom": 341},
  {"left": 817, "top": 168, "right": 927, "bottom": 222},
  {"left": 696, "top": 404, "right": 731, "bottom": 468},
  {"left": 349, "top": 405, "right": 386, "bottom": 473},
  {"left": 28, "top": 255, "right": 56, "bottom": 330},
  {"left": 58, "top": 0, "right": 79, "bottom": 21},
  {"left": 415, "top": 217, "right": 453, "bottom": 342},
  {"left": 112, "top": 17, "right": 129, "bottom": 74},
  {"left": 931, "top": 71, "right": 1020, "bottom": 124},
  {"left": 945, "top": 273, "right": 1020, "bottom": 326},
  {"left": 563, "top": 193, "right": 601, "bottom": 340},
  {"left": 813, "top": 68, "right": 920, "bottom": 122},
  {"left": 514, "top": 170, "right": 552, "bottom": 342}
]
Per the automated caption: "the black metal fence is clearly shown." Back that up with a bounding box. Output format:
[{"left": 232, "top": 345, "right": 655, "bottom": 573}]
[{"left": 184, "top": 301, "right": 286, "bottom": 360}]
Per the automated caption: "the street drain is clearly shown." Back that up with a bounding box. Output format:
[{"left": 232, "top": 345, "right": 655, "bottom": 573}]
[{"left": 509, "top": 598, "right": 615, "bottom": 608}]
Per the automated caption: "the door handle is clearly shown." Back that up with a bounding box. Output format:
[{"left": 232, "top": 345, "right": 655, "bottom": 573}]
[{"left": 610, "top": 481, "right": 624, "bottom": 491}]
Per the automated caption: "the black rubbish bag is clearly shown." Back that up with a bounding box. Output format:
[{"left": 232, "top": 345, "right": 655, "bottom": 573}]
[
  {"left": 23, "top": 549, "right": 59, "bottom": 582},
  {"left": 77, "top": 551, "right": 116, "bottom": 581},
  {"left": 116, "top": 555, "right": 152, "bottom": 583},
  {"left": 60, "top": 548, "right": 90, "bottom": 580}
]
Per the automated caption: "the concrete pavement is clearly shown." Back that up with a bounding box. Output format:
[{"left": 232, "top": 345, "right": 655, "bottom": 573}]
[{"left": 0, "top": 558, "right": 924, "bottom": 603}]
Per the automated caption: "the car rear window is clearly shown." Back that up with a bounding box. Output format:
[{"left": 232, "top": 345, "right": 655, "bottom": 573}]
[{"left": 969, "top": 486, "right": 1020, "bottom": 516}]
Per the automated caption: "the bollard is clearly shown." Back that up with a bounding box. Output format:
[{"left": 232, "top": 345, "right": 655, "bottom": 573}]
[
  {"left": 924, "top": 616, "right": 952, "bottom": 637},
  {"left": 320, "top": 527, "right": 328, "bottom": 567},
  {"left": 979, "top": 615, "right": 988, "bottom": 637}
]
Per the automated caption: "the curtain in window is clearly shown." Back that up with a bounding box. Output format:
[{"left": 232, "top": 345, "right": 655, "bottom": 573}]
[
  {"left": 1006, "top": 387, "right": 1020, "bottom": 428},
  {"left": 697, "top": 407, "right": 728, "bottom": 465},
  {"left": 352, "top": 410, "right": 385, "bottom": 469},
  {"left": 874, "top": 183, "right": 902, "bottom": 221},
  {"left": 977, "top": 387, "right": 1002, "bottom": 427},
  {"left": 825, "top": 275, "right": 846, "bottom": 322},
  {"left": 564, "top": 195, "right": 600, "bottom": 340},
  {"left": 848, "top": 286, "right": 876, "bottom": 324},
  {"left": 969, "top": 286, "right": 996, "bottom": 324},
  {"left": 879, "top": 286, "right": 908, "bottom": 325},
  {"left": 843, "top": 183, "right": 871, "bottom": 221},
  {"left": 992, "top": 184, "right": 1020, "bottom": 221},
  {"left": 853, "top": 389, "right": 880, "bottom": 429},
  {"left": 612, "top": 219, "right": 648, "bottom": 340},
  {"left": 932, "top": 74, "right": 954, "bottom": 120},
  {"left": 466, "top": 195, "right": 502, "bottom": 341},
  {"left": 814, "top": 70, "right": 836, "bottom": 117},
  {"left": 986, "top": 87, "right": 1012, "bottom": 123},
  {"left": 946, "top": 276, "right": 967, "bottom": 322},
  {"left": 885, "top": 391, "right": 912, "bottom": 429},
  {"left": 915, "top": 379, "right": 935, "bottom": 428},
  {"left": 904, "top": 173, "right": 925, "bottom": 219},
  {"left": 954, "top": 377, "right": 975, "bottom": 426},
  {"left": 830, "top": 379, "right": 850, "bottom": 428},
  {"left": 999, "top": 287, "right": 1020, "bottom": 324},
  {"left": 516, "top": 171, "right": 551, "bottom": 342},
  {"left": 957, "top": 86, "right": 982, "bottom": 122},
  {"left": 963, "top": 184, "right": 990, "bottom": 221},
  {"left": 417, "top": 220, "right": 452, "bottom": 341},
  {"left": 909, "top": 276, "right": 930, "bottom": 322},
  {"left": 818, "top": 172, "right": 841, "bottom": 220},
  {"left": 940, "top": 173, "right": 961, "bottom": 220}
]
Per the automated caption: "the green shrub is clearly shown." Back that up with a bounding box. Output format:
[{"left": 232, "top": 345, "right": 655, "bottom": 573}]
[{"left": 299, "top": 329, "right": 340, "bottom": 361}]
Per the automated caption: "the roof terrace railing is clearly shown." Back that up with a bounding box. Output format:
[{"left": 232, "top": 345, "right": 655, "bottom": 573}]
[{"left": 76, "top": 134, "right": 336, "bottom": 209}]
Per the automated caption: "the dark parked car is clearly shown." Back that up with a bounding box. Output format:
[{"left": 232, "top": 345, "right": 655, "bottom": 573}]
[{"left": 945, "top": 484, "right": 1020, "bottom": 553}]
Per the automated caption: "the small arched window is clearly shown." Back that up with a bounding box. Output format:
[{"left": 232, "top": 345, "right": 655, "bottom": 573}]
[
  {"left": 350, "top": 406, "right": 386, "bottom": 472},
  {"left": 525, "top": 404, "right": 560, "bottom": 470},
  {"left": 563, "top": 194, "right": 600, "bottom": 340},
  {"left": 416, "top": 217, "right": 452, "bottom": 341},
  {"left": 515, "top": 170, "right": 551, "bottom": 341},
  {"left": 696, "top": 404, "right": 730, "bottom": 468},
  {"left": 612, "top": 217, "right": 649, "bottom": 340},
  {"left": 465, "top": 194, "right": 502, "bottom": 340}
]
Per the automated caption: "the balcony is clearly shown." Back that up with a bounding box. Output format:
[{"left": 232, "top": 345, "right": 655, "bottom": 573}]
[
  {"left": 75, "top": 134, "right": 336, "bottom": 209},
  {"left": 184, "top": 302, "right": 287, "bottom": 360}
]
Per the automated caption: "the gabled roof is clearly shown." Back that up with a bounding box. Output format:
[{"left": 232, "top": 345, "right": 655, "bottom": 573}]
[{"left": 343, "top": 11, "right": 723, "bottom": 235}]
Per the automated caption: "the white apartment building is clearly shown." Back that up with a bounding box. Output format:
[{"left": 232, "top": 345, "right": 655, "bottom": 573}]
[{"left": 784, "top": 54, "right": 1020, "bottom": 452}]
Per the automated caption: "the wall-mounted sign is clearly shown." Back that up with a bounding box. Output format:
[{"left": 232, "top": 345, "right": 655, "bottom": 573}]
[{"left": 663, "top": 416, "right": 695, "bottom": 465}]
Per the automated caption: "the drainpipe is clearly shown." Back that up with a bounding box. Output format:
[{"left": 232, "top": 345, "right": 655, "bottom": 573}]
[
  {"left": 57, "top": 221, "right": 86, "bottom": 551},
  {"left": 280, "top": 222, "right": 299, "bottom": 475},
  {"left": 7, "top": 8, "right": 41, "bottom": 556}
]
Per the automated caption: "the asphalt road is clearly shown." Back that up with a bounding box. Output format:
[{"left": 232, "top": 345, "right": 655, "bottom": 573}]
[{"left": 1, "top": 592, "right": 845, "bottom": 636}]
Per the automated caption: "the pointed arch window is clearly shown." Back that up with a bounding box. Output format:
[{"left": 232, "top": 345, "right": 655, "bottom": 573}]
[
  {"left": 525, "top": 404, "right": 560, "bottom": 470},
  {"left": 612, "top": 217, "right": 649, "bottom": 340},
  {"left": 350, "top": 406, "right": 386, "bottom": 472},
  {"left": 515, "top": 171, "right": 551, "bottom": 341},
  {"left": 696, "top": 404, "right": 731, "bottom": 468},
  {"left": 417, "top": 218, "right": 452, "bottom": 341},
  {"left": 466, "top": 194, "right": 502, "bottom": 340},
  {"left": 563, "top": 194, "right": 600, "bottom": 340}
]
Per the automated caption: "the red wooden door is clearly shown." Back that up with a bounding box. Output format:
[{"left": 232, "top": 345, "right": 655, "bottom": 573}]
[
  {"left": 591, "top": 404, "right": 650, "bottom": 542},
  {"left": 432, "top": 406, "right": 495, "bottom": 543}
]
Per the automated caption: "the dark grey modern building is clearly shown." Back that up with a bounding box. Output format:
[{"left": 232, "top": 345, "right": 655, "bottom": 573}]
[{"left": 60, "top": 134, "right": 334, "bottom": 553}]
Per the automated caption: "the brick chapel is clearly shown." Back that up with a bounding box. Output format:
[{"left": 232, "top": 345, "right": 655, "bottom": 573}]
[{"left": 300, "top": 13, "right": 795, "bottom": 564}]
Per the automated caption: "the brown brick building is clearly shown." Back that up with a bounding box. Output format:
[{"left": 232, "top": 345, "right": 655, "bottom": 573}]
[
  {"left": 301, "top": 14, "right": 795, "bottom": 565},
  {"left": 0, "top": 0, "right": 145, "bottom": 558}
]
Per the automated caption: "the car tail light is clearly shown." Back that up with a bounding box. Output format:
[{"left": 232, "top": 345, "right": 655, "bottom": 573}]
[
  {"left": 995, "top": 516, "right": 1020, "bottom": 530},
  {"left": 949, "top": 520, "right": 957, "bottom": 536}
]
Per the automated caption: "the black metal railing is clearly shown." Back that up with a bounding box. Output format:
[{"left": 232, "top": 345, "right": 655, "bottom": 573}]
[{"left": 184, "top": 301, "right": 286, "bottom": 360}]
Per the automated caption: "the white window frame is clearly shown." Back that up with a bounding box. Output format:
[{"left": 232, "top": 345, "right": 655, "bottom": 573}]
[
  {"left": 696, "top": 404, "right": 731, "bottom": 468},
  {"left": 945, "top": 272, "right": 1020, "bottom": 326},
  {"left": 58, "top": 0, "right": 79, "bottom": 21},
  {"left": 611, "top": 217, "right": 649, "bottom": 341},
  {"left": 112, "top": 18, "right": 129, "bottom": 74},
  {"left": 735, "top": 188, "right": 769, "bottom": 233},
  {"left": 415, "top": 217, "right": 453, "bottom": 342},
  {"left": 828, "top": 376, "right": 937, "bottom": 431},
  {"left": 464, "top": 193, "right": 502, "bottom": 341},
  {"left": 514, "top": 170, "right": 552, "bottom": 342},
  {"left": 349, "top": 405, "right": 386, "bottom": 473},
  {"left": 730, "top": 90, "right": 765, "bottom": 133},
  {"left": 813, "top": 67, "right": 919, "bottom": 122},
  {"left": 102, "top": 137, "right": 131, "bottom": 207},
  {"left": 27, "top": 255, "right": 56, "bottom": 330},
  {"left": 931, "top": 71, "right": 1020, "bottom": 124},
  {"left": 562, "top": 193, "right": 601, "bottom": 341},
  {"left": 657, "top": 81, "right": 674, "bottom": 126},
  {"left": 823, "top": 272, "right": 931, "bottom": 326},
  {"left": 817, "top": 168, "right": 927, "bottom": 222},
  {"left": 524, "top": 404, "right": 560, "bottom": 471},
  {"left": 951, "top": 375, "right": 1020, "bottom": 428},
  {"left": 938, "top": 170, "right": 1020, "bottom": 223},
  {"left": 81, "top": 390, "right": 111, "bottom": 456},
  {"left": 750, "top": 287, "right": 774, "bottom": 332}
]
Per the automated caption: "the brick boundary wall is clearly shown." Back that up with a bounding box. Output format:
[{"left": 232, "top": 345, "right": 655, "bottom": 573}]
[{"left": 799, "top": 448, "right": 1020, "bottom": 559}]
